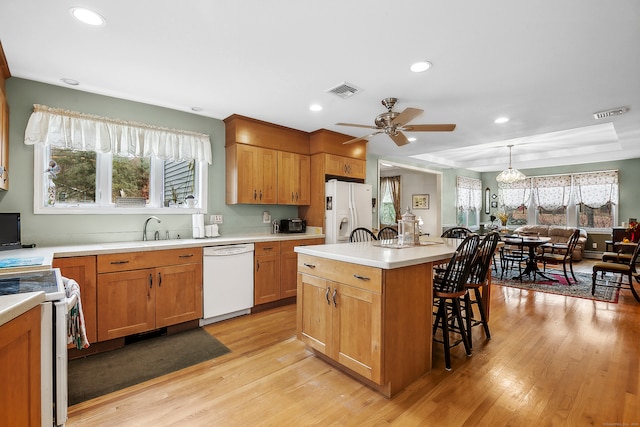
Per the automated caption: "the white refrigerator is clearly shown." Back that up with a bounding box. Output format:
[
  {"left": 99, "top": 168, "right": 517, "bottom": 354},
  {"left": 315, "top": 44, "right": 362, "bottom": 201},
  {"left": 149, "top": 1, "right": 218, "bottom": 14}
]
[{"left": 325, "top": 179, "right": 372, "bottom": 244}]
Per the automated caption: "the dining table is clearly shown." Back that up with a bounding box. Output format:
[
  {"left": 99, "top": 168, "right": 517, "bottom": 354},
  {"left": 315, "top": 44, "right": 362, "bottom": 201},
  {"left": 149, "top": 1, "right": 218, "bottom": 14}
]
[{"left": 503, "top": 235, "right": 556, "bottom": 281}]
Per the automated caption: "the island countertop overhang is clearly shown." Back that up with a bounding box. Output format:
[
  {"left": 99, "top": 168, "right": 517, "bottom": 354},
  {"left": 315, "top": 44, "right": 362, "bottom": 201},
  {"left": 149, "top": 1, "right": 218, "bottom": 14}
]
[{"left": 294, "top": 239, "right": 458, "bottom": 269}]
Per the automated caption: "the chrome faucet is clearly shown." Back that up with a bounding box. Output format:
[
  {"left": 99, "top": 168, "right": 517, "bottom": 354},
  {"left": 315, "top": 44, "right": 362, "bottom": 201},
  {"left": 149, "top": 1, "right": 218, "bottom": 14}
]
[{"left": 143, "top": 216, "right": 161, "bottom": 241}]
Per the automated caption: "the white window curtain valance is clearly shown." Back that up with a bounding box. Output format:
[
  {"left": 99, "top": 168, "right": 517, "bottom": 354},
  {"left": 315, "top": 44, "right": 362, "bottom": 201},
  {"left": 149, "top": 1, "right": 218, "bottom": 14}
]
[
  {"left": 574, "top": 170, "right": 618, "bottom": 208},
  {"left": 498, "top": 178, "right": 532, "bottom": 209},
  {"left": 533, "top": 175, "right": 572, "bottom": 210},
  {"left": 24, "top": 104, "right": 212, "bottom": 164},
  {"left": 456, "top": 176, "right": 482, "bottom": 211}
]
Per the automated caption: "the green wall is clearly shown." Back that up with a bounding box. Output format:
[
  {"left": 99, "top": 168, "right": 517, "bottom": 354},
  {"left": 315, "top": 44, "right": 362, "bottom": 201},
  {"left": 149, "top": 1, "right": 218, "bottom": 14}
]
[{"left": 0, "top": 78, "right": 297, "bottom": 246}]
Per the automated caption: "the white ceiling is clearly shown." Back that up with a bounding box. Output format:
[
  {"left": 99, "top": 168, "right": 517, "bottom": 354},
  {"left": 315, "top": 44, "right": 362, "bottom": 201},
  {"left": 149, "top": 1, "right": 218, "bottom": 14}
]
[{"left": 1, "top": 0, "right": 639, "bottom": 172}]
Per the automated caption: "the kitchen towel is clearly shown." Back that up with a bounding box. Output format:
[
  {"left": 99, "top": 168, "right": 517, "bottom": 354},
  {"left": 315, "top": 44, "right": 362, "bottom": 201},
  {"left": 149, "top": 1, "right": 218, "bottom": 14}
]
[
  {"left": 192, "top": 213, "right": 205, "bottom": 238},
  {"left": 63, "top": 277, "right": 90, "bottom": 349}
]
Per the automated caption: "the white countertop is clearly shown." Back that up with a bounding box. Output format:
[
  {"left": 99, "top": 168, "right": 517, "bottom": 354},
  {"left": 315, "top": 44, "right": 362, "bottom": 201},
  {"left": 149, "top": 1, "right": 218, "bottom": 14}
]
[
  {"left": 0, "top": 291, "right": 45, "bottom": 327},
  {"left": 295, "top": 238, "right": 459, "bottom": 269}
]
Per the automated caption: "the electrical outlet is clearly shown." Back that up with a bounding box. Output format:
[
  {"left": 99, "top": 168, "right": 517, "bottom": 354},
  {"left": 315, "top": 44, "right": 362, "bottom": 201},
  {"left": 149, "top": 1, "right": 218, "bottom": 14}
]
[
  {"left": 262, "top": 211, "right": 271, "bottom": 223},
  {"left": 592, "top": 242, "right": 597, "bottom": 249},
  {"left": 212, "top": 214, "right": 223, "bottom": 224}
]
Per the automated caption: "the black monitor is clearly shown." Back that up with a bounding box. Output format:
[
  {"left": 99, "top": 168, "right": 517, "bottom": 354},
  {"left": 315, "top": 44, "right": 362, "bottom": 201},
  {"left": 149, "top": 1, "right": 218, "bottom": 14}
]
[{"left": 0, "top": 213, "right": 21, "bottom": 251}]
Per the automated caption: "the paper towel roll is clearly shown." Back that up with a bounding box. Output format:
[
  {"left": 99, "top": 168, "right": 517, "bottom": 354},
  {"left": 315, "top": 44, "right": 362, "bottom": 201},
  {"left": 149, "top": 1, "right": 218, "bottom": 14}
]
[{"left": 192, "top": 214, "right": 205, "bottom": 238}]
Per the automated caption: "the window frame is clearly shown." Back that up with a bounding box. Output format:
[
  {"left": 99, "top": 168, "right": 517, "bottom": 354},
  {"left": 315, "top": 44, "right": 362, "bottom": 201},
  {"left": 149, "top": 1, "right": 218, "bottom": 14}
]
[{"left": 33, "top": 144, "right": 208, "bottom": 215}]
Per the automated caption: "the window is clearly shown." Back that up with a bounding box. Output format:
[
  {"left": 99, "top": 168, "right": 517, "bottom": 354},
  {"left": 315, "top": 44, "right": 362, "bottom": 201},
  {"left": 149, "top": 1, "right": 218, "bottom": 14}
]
[
  {"left": 496, "top": 170, "right": 618, "bottom": 230},
  {"left": 456, "top": 176, "right": 481, "bottom": 227},
  {"left": 25, "top": 104, "right": 211, "bottom": 214},
  {"left": 379, "top": 176, "right": 400, "bottom": 225},
  {"left": 38, "top": 146, "right": 205, "bottom": 213}
]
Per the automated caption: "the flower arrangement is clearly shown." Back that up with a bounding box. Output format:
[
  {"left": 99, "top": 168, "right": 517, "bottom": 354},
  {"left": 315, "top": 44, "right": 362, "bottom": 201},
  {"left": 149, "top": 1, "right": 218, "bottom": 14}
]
[
  {"left": 496, "top": 212, "right": 509, "bottom": 226},
  {"left": 627, "top": 220, "right": 639, "bottom": 233}
]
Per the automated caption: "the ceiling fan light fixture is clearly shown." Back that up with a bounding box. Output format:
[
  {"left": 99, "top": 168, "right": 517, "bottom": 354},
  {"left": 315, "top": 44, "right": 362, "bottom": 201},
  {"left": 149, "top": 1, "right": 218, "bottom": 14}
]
[
  {"left": 496, "top": 145, "right": 526, "bottom": 183},
  {"left": 410, "top": 61, "right": 432, "bottom": 73}
]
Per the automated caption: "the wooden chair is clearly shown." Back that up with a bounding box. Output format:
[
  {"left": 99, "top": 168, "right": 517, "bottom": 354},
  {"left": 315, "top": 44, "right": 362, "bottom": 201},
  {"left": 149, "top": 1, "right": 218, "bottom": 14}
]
[
  {"left": 349, "top": 227, "right": 377, "bottom": 242},
  {"left": 592, "top": 242, "right": 640, "bottom": 302},
  {"left": 499, "top": 237, "right": 529, "bottom": 282},
  {"left": 377, "top": 226, "right": 398, "bottom": 241},
  {"left": 464, "top": 232, "right": 499, "bottom": 349},
  {"left": 537, "top": 229, "right": 581, "bottom": 284},
  {"left": 433, "top": 234, "right": 480, "bottom": 370},
  {"left": 441, "top": 227, "right": 473, "bottom": 239}
]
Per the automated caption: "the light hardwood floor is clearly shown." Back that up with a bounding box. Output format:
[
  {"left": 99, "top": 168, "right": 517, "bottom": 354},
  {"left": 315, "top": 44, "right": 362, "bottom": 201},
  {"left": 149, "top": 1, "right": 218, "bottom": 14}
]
[{"left": 67, "top": 260, "right": 640, "bottom": 426}]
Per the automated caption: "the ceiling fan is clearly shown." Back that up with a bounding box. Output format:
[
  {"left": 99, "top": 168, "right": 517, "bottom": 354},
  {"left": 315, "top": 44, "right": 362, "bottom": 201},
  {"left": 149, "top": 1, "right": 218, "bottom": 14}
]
[{"left": 337, "top": 97, "right": 456, "bottom": 146}]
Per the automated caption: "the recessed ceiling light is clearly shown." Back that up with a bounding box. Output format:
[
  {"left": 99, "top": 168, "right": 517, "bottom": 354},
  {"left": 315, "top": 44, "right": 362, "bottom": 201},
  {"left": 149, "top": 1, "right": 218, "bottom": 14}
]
[
  {"left": 191, "top": 107, "right": 203, "bottom": 112},
  {"left": 61, "top": 78, "right": 79, "bottom": 86},
  {"left": 408, "top": 137, "right": 417, "bottom": 142},
  {"left": 410, "top": 61, "right": 432, "bottom": 73},
  {"left": 494, "top": 117, "right": 510, "bottom": 124},
  {"left": 70, "top": 7, "right": 106, "bottom": 26},
  {"left": 309, "top": 104, "right": 323, "bottom": 112}
]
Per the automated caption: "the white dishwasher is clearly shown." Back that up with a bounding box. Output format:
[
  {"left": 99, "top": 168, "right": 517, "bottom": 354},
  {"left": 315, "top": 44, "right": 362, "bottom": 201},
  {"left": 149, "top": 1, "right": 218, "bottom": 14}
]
[{"left": 200, "top": 243, "right": 255, "bottom": 326}]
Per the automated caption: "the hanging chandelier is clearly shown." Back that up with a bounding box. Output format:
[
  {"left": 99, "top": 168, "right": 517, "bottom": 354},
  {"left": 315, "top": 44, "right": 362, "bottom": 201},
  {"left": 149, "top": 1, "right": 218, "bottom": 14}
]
[{"left": 496, "top": 145, "right": 526, "bottom": 183}]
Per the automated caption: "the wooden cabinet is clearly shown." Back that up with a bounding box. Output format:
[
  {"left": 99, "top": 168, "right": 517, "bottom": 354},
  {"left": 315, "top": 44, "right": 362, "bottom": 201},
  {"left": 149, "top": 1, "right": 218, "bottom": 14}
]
[
  {"left": 0, "top": 65, "right": 9, "bottom": 191},
  {"left": 254, "top": 238, "right": 324, "bottom": 306},
  {"left": 254, "top": 242, "right": 281, "bottom": 305},
  {"left": 52, "top": 256, "right": 98, "bottom": 345},
  {"left": 226, "top": 144, "right": 278, "bottom": 204},
  {"left": 297, "top": 254, "right": 433, "bottom": 397},
  {"left": 277, "top": 151, "right": 310, "bottom": 205},
  {"left": 297, "top": 255, "right": 382, "bottom": 382},
  {"left": 280, "top": 238, "right": 323, "bottom": 298},
  {"left": 324, "top": 154, "right": 366, "bottom": 180},
  {"left": 0, "top": 305, "right": 41, "bottom": 426},
  {"left": 96, "top": 248, "right": 202, "bottom": 341}
]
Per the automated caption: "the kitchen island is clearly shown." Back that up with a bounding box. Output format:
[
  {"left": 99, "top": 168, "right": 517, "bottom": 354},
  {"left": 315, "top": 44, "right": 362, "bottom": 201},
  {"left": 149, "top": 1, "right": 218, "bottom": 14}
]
[{"left": 294, "top": 238, "right": 460, "bottom": 397}]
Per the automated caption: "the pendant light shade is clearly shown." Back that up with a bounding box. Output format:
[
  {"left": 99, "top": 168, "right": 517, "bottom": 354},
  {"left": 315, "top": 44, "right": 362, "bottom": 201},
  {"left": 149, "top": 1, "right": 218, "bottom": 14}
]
[{"left": 496, "top": 145, "right": 526, "bottom": 183}]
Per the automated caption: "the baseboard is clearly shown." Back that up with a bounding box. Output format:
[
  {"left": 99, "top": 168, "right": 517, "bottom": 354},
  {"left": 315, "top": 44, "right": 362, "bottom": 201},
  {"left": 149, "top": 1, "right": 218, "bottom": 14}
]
[{"left": 584, "top": 250, "right": 603, "bottom": 259}]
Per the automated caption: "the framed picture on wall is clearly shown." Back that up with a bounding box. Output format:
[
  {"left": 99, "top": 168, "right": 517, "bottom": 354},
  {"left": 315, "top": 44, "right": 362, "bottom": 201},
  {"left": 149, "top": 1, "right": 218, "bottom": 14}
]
[{"left": 412, "top": 194, "right": 429, "bottom": 209}]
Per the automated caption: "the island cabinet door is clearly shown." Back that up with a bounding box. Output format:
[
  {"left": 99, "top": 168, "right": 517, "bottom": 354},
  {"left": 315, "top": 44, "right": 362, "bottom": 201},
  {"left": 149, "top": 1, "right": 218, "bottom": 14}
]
[
  {"left": 297, "top": 273, "right": 332, "bottom": 355},
  {"left": 331, "top": 282, "right": 382, "bottom": 384}
]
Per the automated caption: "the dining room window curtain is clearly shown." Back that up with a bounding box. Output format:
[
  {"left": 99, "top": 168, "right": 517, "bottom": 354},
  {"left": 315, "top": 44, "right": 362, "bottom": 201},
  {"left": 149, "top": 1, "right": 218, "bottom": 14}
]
[
  {"left": 532, "top": 175, "right": 572, "bottom": 210},
  {"left": 23, "top": 104, "right": 213, "bottom": 164},
  {"left": 384, "top": 175, "right": 402, "bottom": 221},
  {"left": 456, "top": 176, "right": 482, "bottom": 211},
  {"left": 573, "top": 170, "right": 618, "bottom": 208},
  {"left": 498, "top": 178, "right": 532, "bottom": 209}
]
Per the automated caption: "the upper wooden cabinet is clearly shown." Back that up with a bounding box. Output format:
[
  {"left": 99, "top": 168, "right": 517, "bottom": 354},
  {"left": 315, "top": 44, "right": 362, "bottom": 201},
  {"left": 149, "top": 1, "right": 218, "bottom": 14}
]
[
  {"left": 278, "top": 151, "right": 310, "bottom": 205},
  {"left": 226, "top": 144, "right": 278, "bottom": 204},
  {"left": 0, "top": 42, "right": 10, "bottom": 191},
  {"left": 323, "top": 153, "right": 366, "bottom": 180}
]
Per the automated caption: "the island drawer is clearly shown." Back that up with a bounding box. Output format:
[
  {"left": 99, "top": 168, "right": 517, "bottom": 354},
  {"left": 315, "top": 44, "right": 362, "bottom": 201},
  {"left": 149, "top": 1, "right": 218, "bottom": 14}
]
[{"left": 298, "top": 254, "right": 382, "bottom": 293}]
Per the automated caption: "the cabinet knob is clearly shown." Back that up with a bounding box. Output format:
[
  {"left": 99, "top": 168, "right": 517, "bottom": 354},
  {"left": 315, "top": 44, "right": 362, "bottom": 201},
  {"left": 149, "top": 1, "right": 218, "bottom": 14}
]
[
  {"left": 254, "top": 190, "right": 257, "bottom": 200},
  {"left": 332, "top": 288, "right": 337, "bottom": 307},
  {"left": 325, "top": 287, "right": 331, "bottom": 305},
  {"left": 158, "top": 272, "right": 162, "bottom": 287}
]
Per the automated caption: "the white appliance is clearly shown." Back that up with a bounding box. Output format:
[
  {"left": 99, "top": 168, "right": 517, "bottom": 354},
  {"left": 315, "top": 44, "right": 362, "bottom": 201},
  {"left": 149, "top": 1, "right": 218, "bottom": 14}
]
[
  {"left": 325, "top": 179, "right": 372, "bottom": 244},
  {"left": 0, "top": 268, "right": 72, "bottom": 426},
  {"left": 200, "top": 244, "right": 254, "bottom": 325}
]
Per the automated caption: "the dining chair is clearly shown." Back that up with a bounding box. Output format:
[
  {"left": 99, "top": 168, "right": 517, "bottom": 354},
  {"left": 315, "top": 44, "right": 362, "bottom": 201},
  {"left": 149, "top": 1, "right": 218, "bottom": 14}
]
[
  {"left": 377, "top": 226, "right": 398, "bottom": 241},
  {"left": 349, "top": 227, "right": 377, "bottom": 242},
  {"left": 537, "top": 229, "right": 581, "bottom": 283},
  {"left": 464, "top": 232, "right": 500, "bottom": 349},
  {"left": 441, "top": 227, "right": 473, "bottom": 239},
  {"left": 592, "top": 242, "right": 640, "bottom": 302},
  {"left": 499, "top": 236, "right": 529, "bottom": 282},
  {"left": 432, "top": 234, "right": 480, "bottom": 370}
]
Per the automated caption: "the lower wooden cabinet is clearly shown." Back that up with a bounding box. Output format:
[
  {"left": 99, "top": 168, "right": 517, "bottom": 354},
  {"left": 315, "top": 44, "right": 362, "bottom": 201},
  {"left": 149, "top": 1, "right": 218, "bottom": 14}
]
[
  {"left": 254, "top": 238, "right": 324, "bottom": 306},
  {"left": 96, "top": 248, "right": 202, "bottom": 341},
  {"left": 52, "top": 255, "right": 97, "bottom": 345},
  {"left": 297, "top": 253, "right": 433, "bottom": 397},
  {"left": 0, "top": 306, "right": 41, "bottom": 426}
]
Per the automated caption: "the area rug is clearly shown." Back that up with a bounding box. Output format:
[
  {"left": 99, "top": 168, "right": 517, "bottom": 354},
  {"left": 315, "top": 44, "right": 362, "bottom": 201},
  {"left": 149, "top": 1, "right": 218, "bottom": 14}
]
[
  {"left": 68, "top": 327, "right": 230, "bottom": 406},
  {"left": 491, "top": 266, "right": 620, "bottom": 303}
]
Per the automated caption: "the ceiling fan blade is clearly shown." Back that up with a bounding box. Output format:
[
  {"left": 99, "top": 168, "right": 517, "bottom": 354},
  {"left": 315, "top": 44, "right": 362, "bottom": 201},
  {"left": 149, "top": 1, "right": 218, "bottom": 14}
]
[
  {"left": 391, "top": 107, "right": 423, "bottom": 126},
  {"left": 403, "top": 123, "right": 457, "bottom": 132},
  {"left": 336, "top": 122, "right": 379, "bottom": 130},
  {"left": 342, "top": 131, "right": 382, "bottom": 145},
  {"left": 389, "top": 131, "right": 410, "bottom": 147}
]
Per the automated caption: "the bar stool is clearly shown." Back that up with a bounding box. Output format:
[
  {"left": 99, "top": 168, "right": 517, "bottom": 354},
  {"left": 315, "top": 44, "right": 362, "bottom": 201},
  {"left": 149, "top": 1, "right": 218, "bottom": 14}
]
[{"left": 433, "top": 234, "right": 480, "bottom": 370}]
